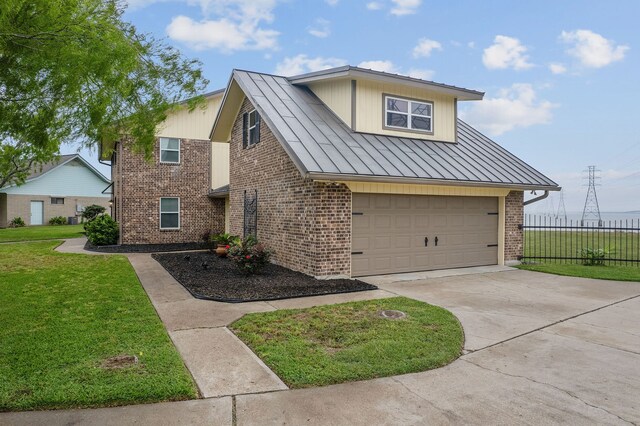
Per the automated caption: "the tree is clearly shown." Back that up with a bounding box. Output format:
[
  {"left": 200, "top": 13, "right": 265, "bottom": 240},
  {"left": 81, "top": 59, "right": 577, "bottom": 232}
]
[
  {"left": 0, "top": 140, "right": 58, "bottom": 189},
  {"left": 0, "top": 0, "right": 208, "bottom": 186}
]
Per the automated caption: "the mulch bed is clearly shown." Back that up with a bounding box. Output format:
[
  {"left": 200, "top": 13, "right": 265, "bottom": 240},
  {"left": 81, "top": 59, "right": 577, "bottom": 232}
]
[
  {"left": 85, "top": 241, "right": 210, "bottom": 253},
  {"left": 151, "top": 251, "right": 377, "bottom": 303}
]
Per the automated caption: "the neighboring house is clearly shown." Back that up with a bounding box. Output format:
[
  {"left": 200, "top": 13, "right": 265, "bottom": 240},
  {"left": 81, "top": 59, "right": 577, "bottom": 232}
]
[
  {"left": 101, "top": 90, "right": 229, "bottom": 244},
  {"left": 103, "top": 66, "right": 559, "bottom": 278},
  {"left": 0, "top": 154, "right": 111, "bottom": 227},
  {"left": 212, "top": 67, "right": 560, "bottom": 278}
]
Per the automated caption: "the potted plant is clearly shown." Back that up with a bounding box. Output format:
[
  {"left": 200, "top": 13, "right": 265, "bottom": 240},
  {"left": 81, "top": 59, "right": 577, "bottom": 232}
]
[{"left": 211, "top": 233, "right": 239, "bottom": 257}]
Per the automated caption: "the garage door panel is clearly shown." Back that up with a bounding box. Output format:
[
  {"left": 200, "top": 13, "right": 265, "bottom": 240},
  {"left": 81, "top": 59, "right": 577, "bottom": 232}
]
[{"left": 351, "top": 194, "right": 499, "bottom": 277}]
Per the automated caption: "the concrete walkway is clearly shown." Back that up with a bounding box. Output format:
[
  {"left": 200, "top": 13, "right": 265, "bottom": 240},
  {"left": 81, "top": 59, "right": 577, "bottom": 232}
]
[{"left": 3, "top": 239, "right": 638, "bottom": 425}]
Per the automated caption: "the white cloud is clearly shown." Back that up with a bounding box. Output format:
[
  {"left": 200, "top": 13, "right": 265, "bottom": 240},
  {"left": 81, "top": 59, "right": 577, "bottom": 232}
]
[
  {"left": 358, "top": 60, "right": 400, "bottom": 73},
  {"left": 560, "top": 29, "right": 629, "bottom": 68},
  {"left": 366, "top": 1, "right": 383, "bottom": 10},
  {"left": 165, "top": 0, "right": 281, "bottom": 52},
  {"left": 482, "top": 35, "right": 534, "bottom": 70},
  {"left": 412, "top": 38, "right": 442, "bottom": 58},
  {"left": 549, "top": 63, "right": 567, "bottom": 74},
  {"left": 407, "top": 68, "right": 435, "bottom": 80},
  {"left": 274, "top": 54, "right": 347, "bottom": 76},
  {"left": 308, "top": 18, "right": 330, "bottom": 38},
  {"left": 390, "top": 0, "right": 421, "bottom": 16},
  {"left": 468, "top": 41, "right": 476, "bottom": 49},
  {"left": 357, "top": 61, "right": 434, "bottom": 80},
  {"left": 167, "top": 15, "right": 278, "bottom": 52},
  {"left": 459, "top": 84, "right": 557, "bottom": 135},
  {"left": 325, "top": 0, "right": 339, "bottom": 5}
]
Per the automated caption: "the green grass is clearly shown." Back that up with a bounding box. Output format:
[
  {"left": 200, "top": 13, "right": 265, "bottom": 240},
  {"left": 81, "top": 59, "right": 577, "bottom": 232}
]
[
  {"left": 0, "top": 241, "right": 197, "bottom": 411},
  {"left": 523, "top": 230, "right": 640, "bottom": 263},
  {"left": 516, "top": 263, "right": 640, "bottom": 282},
  {"left": 0, "top": 224, "right": 85, "bottom": 243},
  {"left": 230, "top": 297, "right": 463, "bottom": 388}
]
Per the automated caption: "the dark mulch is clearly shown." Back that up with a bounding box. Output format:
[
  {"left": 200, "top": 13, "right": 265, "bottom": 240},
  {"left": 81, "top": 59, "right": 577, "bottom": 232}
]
[
  {"left": 151, "top": 251, "right": 377, "bottom": 303},
  {"left": 85, "top": 241, "right": 211, "bottom": 253}
]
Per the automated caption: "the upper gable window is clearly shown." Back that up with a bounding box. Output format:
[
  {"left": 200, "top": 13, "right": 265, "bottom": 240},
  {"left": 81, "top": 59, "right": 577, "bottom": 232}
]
[
  {"left": 384, "top": 95, "right": 433, "bottom": 133},
  {"left": 160, "top": 137, "right": 180, "bottom": 163},
  {"left": 243, "top": 109, "right": 261, "bottom": 148}
]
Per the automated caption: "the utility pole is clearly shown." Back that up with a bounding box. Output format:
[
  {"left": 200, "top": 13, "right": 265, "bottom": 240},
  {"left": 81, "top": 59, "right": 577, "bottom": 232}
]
[
  {"left": 556, "top": 189, "right": 568, "bottom": 222},
  {"left": 581, "top": 166, "right": 602, "bottom": 227}
]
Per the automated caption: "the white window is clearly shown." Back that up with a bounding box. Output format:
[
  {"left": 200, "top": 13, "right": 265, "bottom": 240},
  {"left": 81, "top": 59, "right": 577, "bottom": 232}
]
[
  {"left": 384, "top": 95, "right": 433, "bottom": 133},
  {"left": 160, "top": 197, "right": 180, "bottom": 229},
  {"left": 246, "top": 109, "right": 260, "bottom": 147},
  {"left": 160, "top": 137, "right": 180, "bottom": 163}
]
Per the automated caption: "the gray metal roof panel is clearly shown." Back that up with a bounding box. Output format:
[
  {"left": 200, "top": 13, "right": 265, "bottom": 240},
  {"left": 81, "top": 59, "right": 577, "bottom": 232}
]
[{"left": 232, "top": 70, "right": 559, "bottom": 190}]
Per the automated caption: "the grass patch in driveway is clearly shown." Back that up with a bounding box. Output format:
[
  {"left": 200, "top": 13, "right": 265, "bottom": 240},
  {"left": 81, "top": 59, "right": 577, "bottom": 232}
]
[
  {"left": 230, "top": 297, "right": 463, "bottom": 388},
  {"left": 516, "top": 263, "right": 640, "bottom": 282},
  {"left": 0, "top": 241, "right": 197, "bottom": 411},
  {"left": 0, "top": 224, "right": 84, "bottom": 243}
]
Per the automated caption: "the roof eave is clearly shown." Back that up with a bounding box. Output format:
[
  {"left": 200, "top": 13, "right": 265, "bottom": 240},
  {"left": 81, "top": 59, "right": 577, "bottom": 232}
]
[
  {"left": 306, "top": 172, "right": 561, "bottom": 192},
  {"left": 288, "top": 66, "right": 484, "bottom": 101}
]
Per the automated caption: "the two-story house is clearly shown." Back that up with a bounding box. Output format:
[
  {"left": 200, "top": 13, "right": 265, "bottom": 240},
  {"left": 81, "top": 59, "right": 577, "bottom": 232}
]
[
  {"left": 211, "top": 67, "right": 559, "bottom": 278},
  {"left": 103, "top": 66, "right": 559, "bottom": 278}
]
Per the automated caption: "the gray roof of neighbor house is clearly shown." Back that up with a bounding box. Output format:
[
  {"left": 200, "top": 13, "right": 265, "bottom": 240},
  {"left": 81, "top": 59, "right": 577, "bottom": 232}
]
[{"left": 228, "top": 69, "right": 559, "bottom": 190}]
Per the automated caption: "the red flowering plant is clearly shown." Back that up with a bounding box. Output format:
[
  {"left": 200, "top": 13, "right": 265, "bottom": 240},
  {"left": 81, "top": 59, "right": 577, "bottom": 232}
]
[{"left": 227, "top": 235, "right": 272, "bottom": 275}]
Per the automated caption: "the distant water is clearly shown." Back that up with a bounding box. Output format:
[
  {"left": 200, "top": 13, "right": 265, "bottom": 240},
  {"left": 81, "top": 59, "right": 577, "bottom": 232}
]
[{"left": 524, "top": 211, "right": 640, "bottom": 226}]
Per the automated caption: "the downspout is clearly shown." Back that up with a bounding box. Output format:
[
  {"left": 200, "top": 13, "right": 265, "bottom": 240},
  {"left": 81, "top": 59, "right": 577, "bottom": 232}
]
[{"left": 523, "top": 190, "right": 549, "bottom": 206}]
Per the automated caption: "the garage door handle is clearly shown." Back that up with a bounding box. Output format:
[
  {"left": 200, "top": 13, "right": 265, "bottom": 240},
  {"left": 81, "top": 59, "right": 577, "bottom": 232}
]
[
  {"left": 435, "top": 236, "right": 439, "bottom": 246},
  {"left": 424, "top": 237, "right": 428, "bottom": 247}
]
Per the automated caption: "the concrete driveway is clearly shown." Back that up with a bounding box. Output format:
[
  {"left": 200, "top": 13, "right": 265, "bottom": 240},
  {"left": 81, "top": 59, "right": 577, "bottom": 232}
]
[
  {"left": 236, "top": 269, "right": 640, "bottom": 425},
  {"left": 3, "top": 264, "right": 639, "bottom": 425}
]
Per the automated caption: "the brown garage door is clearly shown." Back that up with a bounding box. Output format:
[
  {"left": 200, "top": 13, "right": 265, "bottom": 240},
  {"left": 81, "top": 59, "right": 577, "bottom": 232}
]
[{"left": 352, "top": 194, "right": 499, "bottom": 277}]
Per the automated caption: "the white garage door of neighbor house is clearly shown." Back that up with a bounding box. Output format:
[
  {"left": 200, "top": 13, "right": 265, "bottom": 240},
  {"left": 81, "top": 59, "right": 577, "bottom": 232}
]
[
  {"left": 30, "top": 201, "right": 44, "bottom": 226},
  {"left": 351, "top": 194, "right": 499, "bottom": 277}
]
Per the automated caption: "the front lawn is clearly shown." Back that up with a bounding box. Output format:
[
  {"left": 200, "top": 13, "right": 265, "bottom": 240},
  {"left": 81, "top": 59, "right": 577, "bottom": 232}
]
[
  {"left": 0, "top": 224, "right": 84, "bottom": 243},
  {"left": 230, "top": 297, "right": 463, "bottom": 388},
  {"left": 516, "top": 263, "right": 640, "bottom": 282},
  {"left": 0, "top": 241, "right": 197, "bottom": 411}
]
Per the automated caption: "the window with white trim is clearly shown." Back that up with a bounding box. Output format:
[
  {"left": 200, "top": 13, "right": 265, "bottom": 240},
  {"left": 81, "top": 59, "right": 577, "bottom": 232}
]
[
  {"left": 244, "top": 109, "right": 260, "bottom": 148},
  {"left": 160, "top": 197, "right": 180, "bottom": 229},
  {"left": 160, "top": 137, "right": 180, "bottom": 163},
  {"left": 384, "top": 95, "right": 433, "bottom": 133}
]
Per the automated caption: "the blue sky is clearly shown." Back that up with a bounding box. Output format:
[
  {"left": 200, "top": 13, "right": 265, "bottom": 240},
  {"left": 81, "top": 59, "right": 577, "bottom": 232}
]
[{"left": 74, "top": 0, "right": 640, "bottom": 212}]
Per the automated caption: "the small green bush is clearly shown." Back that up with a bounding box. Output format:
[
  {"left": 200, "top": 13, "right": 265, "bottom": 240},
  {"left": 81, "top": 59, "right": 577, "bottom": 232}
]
[
  {"left": 48, "top": 216, "right": 67, "bottom": 226},
  {"left": 81, "top": 204, "right": 106, "bottom": 223},
  {"left": 227, "top": 236, "right": 272, "bottom": 275},
  {"left": 211, "top": 232, "right": 240, "bottom": 246},
  {"left": 85, "top": 214, "right": 119, "bottom": 246},
  {"left": 8, "top": 217, "right": 25, "bottom": 227},
  {"left": 579, "top": 247, "right": 608, "bottom": 266}
]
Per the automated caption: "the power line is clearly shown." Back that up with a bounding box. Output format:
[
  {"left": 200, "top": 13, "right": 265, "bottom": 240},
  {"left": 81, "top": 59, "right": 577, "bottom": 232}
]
[{"left": 581, "top": 165, "right": 602, "bottom": 227}]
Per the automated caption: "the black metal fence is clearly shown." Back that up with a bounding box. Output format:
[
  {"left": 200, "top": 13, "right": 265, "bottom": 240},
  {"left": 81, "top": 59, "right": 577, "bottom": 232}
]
[{"left": 520, "top": 215, "right": 640, "bottom": 266}]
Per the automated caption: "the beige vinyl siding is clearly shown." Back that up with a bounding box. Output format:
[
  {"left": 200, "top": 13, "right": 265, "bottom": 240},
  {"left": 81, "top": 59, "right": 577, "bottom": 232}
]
[
  {"left": 157, "top": 95, "right": 223, "bottom": 140},
  {"left": 355, "top": 79, "right": 456, "bottom": 142},
  {"left": 307, "top": 79, "right": 352, "bottom": 126},
  {"left": 211, "top": 142, "right": 230, "bottom": 189},
  {"left": 340, "top": 181, "right": 510, "bottom": 197}
]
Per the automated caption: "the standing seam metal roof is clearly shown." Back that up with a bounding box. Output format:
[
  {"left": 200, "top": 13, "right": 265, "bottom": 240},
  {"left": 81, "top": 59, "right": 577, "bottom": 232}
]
[{"left": 232, "top": 70, "right": 559, "bottom": 190}]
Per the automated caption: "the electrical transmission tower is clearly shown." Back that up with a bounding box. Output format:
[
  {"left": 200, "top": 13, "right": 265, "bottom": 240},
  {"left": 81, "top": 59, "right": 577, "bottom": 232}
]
[
  {"left": 556, "top": 190, "right": 568, "bottom": 222},
  {"left": 581, "top": 166, "right": 602, "bottom": 227}
]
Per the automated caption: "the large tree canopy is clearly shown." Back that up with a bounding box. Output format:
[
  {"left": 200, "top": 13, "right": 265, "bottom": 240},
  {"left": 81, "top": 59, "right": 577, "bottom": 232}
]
[{"left": 0, "top": 0, "right": 208, "bottom": 187}]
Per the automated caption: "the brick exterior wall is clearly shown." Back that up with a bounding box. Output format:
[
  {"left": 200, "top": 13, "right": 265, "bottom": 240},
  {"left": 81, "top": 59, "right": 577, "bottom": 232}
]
[
  {"left": 504, "top": 190, "right": 524, "bottom": 262},
  {"left": 112, "top": 138, "right": 222, "bottom": 244},
  {"left": 229, "top": 98, "right": 352, "bottom": 277}
]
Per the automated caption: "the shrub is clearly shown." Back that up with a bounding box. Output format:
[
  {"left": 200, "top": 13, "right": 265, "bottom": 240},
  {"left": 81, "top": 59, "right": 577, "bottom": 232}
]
[
  {"left": 579, "top": 247, "right": 608, "bottom": 266},
  {"left": 81, "top": 204, "right": 106, "bottom": 222},
  {"left": 8, "top": 217, "right": 25, "bottom": 228},
  {"left": 227, "top": 236, "right": 272, "bottom": 275},
  {"left": 85, "top": 214, "right": 119, "bottom": 246},
  {"left": 48, "top": 216, "right": 67, "bottom": 226},
  {"left": 211, "top": 232, "right": 240, "bottom": 247}
]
